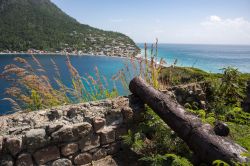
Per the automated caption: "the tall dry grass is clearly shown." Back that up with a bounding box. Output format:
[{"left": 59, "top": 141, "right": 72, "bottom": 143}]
[
  {"left": 1, "top": 54, "right": 119, "bottom": 112},
  {"left": 1, "top": 39, "right": 167, "bottom": 112}
]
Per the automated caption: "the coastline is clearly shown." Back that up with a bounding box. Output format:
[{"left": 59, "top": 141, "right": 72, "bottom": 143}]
[{"left": 0, "top": 52, "right": 139, "bottom": 59}]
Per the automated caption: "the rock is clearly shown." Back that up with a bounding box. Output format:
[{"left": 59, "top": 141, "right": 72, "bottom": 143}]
[
  {"left": 104, "top": 142, "right": 121, "bottom": 155},
  {"left": 93, "top": 148, "right": 107, "bottom": 160},
  {"left": 79, "top": 134, "right": 100, "bottom": 152},
  {"left": 46, "top": 123, "right": 63, "bottom": 135},
  {"left": 33, "top": 146, "right": 60, "bottom": 165},
  {"left": 100, "top": 127, "right": 116, "bottom": 145},
  {"left": 67, "top": 107, "right": 78, "bottom": 118},
  {"left": 16, "top": 153, "right": 33, "bottom": 166},
  {"left": 0, "top": 136, "right": 3, "bottom": 154},
  {"left": 61, "top": 143, "right": 79, "bottom": 156},
  {"left": 52, "top": 159, "right": 72, "bottom": 166},
  {"left": 47, "top": 110, "right": 61, "bottom": 121},
  {"left": 52, "top": 122, "right": 92, "bottom": 142},
  {"left": 24, "top": 129, "right": 46, "bottom": 150},
  {"left": 72, "top": 123, "right": 92, "bottom": 138},
  {"left": 5, "top": 137, "right": 22, "bottom": 156},
  {"left": 214, "top": 122, "right": 230, "bottom": 136},
  {"left": 74, "top": 153, "right": 92, "bottom": 165},
  {"left": 92, "top": 155, "right": 118, "bottom": 166},
  {"left": 51, "top": 125, "right": 75, "bottom": 142},
  {"left": 121, "top": 107, "right": 133, "bottom": 122},
  {"left": 105, "top": 111, "right": 123, "bottom": 126},
  {"left": 0, "top": 155, "right": 13, "bottom": 166},
  {"left": 93, "top": 117, "right": 106, "bottom": 132}
]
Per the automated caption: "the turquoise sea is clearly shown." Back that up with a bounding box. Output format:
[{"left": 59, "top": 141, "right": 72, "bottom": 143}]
[
  {"left": 1, "top": 44, "right": 250, "bottom": 114},
  {"left": 138, "top": 43, "right": 250, "bottom": 73}
]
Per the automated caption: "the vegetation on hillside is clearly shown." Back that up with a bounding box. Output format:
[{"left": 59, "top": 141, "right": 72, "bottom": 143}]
[{"left": 0, "top": 0, "right": 139, "bottom": 55}]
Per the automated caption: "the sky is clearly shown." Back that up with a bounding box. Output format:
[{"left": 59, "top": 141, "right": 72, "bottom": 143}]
[{"left": 51, "top": 0, "right": 250, "bottom": 45}]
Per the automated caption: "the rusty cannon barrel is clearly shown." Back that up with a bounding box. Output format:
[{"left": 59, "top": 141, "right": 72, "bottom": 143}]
[{"left": 129, "top": 76, "right": 248, "bottom": 165}]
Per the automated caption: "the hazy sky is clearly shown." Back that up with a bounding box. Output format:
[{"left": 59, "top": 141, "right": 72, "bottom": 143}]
[{"left": 51, "top": 0, "right": 250, "bottom": 45}]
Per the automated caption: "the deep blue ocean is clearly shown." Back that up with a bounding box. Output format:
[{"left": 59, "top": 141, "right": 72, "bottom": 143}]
[{"left": 1, "top": 43, "right": 250, "bottom": 114}]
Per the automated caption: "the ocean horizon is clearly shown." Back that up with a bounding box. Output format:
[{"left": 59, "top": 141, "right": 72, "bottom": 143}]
[{"left": 138, "top": 43, "right": 250, "bottom": 73}]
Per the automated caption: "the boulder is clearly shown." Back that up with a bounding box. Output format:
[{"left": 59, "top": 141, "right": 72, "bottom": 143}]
[
  {"left": 214, "top": 122, "right": 230, "bottom": 137},
  {"left": 0, "top": 155, "right": 14, "bottom": 166},
  {"left": 79, "top": 133, "right": 100, "bottom": 152},
  {"left": 121, "top": 107, "right": 133, "bottom": 122},
  {"left": 93, "top": 148, "right": 107, "bottom": 161},
  {"left": 74, "top": 153, "right": 92, "bottom": 165},
  {"left": 52, "top": 159, "right": 72, "bottom": 166},
  {"left": 61, "top": 143, "right": 79, "bottom": 156},
  {"left": 16, "top": 153, "right": 33, "bottom": 166},
  {"left": 93, "top": 117, "right": 106, "bottom": 132},
  {"left": 104, "top": 142, "right": 121, "bottom": 155},
  {"left": 24, "top": 129, "right": 47, "bottom": 150},
  {"left": 5, "top": 137, "right": 22, "bottom": 156},
  {"left": 46, "top": 123, "right": 63, "bottom": 135},
  {"left": 100, "top": 127, "right": 116, "bottom": 145},
  {"left": 47, "top": 109, "right": 61, "bottom": 121},
  {"left": 51, "top": 122, "right": 92, "bottom": 142},
  {"left": 33, "top": 146, "right": 60, "bottom": 165}
]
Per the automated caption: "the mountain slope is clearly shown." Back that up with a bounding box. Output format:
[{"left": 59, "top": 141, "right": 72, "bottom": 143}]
[{"left": 0, "top": 0, "right": 139, "bottom": 56}]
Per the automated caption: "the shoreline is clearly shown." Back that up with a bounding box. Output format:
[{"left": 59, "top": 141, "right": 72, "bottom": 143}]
[{"left": 0, "top": 52, "right": 140, "bottom": 59}]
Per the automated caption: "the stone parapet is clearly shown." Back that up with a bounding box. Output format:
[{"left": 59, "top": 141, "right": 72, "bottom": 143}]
[{"left": 0, "top": 96, "right": 144, "bottom": 165}]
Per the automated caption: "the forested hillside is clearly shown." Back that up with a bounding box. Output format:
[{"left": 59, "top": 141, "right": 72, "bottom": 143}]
[{"left": 0, "top": 0, "right": 139, "bottom": 56}]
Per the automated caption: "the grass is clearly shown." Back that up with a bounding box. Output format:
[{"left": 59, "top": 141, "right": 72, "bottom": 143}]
[
  {"left": 1, "top": 54, "right": 120, "bottom": 112},
  {"left": 228, "top": 122, "right": 250, "bottom": 151}
]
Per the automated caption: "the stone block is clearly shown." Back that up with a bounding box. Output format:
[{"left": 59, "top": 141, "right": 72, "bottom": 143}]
[
  {"left": 5, "top": 137, "right": 22, "bottom": 156},
  {"left": 24, "top": 129, "right": 47, "bottom": 150},
  {"left": 46, "top": 123, "right": 63, "bottom": 135},
  {"left": 52, "top": 158, "right": 72, "bottom": 166},
  {"left": 33, "top": 146, "right": 60, "bottom": 165},
  {"left": 105, "top": 111, "right": 123, "bottom": 126},
  {"left": 72, "top": 123, "right": 92, "bottom": 138},
  {"left": 79, "top": 134, "right": 100, "bottom": 152},
  {"left": 0, "top": 155, "right": 13, "bottom": 166},
  {"left": 47, "top": 109, "right": 61, "bottom": 121},
  {"left": 93, "top": 117, "right": 106, "bottom": 132},
  {"left": 16, "top": 153, "right": 33, "bottom": 166},
  {"left": 51, "top": 122, "right": 92, "bottom": 142},
  {"left": 61, "top": 143, "right": 79, "bottom": 156},
  {"left": 92, "top": 155, "right": 117, "bottom": 166},
  {"left": 74, "top": 153, "right": 92, "bottom": 165},
  {"left": 121, "top": 106, "right": 133, "bottom": 122},
  {"left": 100, "top": 127, "right": 116, "bottom": 145},
  {"left": 93, "top": 148, "right": 107, "bottom": 161},
  {"left": 104, "top": 142, "right": 121, "bottom": 155}
]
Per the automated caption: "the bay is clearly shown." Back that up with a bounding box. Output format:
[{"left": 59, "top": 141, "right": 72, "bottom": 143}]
[{"left": 0, "top": 54, "right": 132, "bottom": 114}]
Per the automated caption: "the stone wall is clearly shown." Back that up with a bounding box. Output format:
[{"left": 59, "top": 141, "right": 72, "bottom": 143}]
[
  {"left": 0, "top": 96, "right": 144, "bottom": 166},
  {"left": 166, "top": 82, "right": 208, "bottom": 109}
]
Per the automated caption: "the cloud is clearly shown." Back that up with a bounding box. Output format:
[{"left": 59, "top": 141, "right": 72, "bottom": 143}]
[
  {"left": 201, "top": 15, "right": 250, "bottom": 28},
  {"left": 209, "top": 15, "right": 222, "bottom": 22},
  {"left": 199, "top": 15, "right": 250, "bottom": 44}
]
